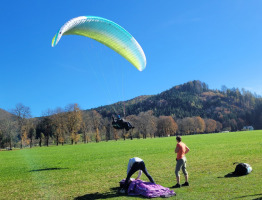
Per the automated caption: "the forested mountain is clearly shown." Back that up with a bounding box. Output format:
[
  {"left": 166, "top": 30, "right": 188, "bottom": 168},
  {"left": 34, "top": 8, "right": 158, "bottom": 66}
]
[
  {"left": 1, "top": 80, "right": 262, "bottom": 149},
  {"left": 88, "top": 80, "right": 262, "bottom": 130},
  {"left": 1, "top": 80, "right": 261, "bottom": 130}
]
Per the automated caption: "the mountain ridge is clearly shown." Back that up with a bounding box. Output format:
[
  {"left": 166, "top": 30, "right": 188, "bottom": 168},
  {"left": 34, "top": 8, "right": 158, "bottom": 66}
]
[
  {"left": 1, "top": 80, "right": 261, "bottom": 130},
  {"left": 87, "top": 80, "right": 261, "bottom": 130}
]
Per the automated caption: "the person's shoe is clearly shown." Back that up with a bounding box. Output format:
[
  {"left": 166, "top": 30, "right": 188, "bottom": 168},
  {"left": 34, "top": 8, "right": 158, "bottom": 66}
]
[
  {"left": 171, "top": 183, "right": 181, "bottom": 188},
  {"left": 182, "top": 182, "right": 189, "bottom": 186},
  {"left": 119, "top": 188, "right": 126, "bottom": 194}
]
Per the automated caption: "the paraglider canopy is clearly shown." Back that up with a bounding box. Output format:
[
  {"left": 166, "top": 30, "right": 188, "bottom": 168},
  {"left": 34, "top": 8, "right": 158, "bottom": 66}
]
[{"left": 52, "top": 16, "right": 146, "bottom": 71}]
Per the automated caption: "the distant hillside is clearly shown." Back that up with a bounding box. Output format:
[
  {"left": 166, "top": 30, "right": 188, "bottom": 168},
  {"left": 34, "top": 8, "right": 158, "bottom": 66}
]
[
  {"left": 0, "top": 108, "right": 14, "bottom": 121},
  {"left": 88, "top": 95, "right": 152, "bottom": 118},
  {"left": 86, "top": 80, "right": 262, "bottom": 129}
]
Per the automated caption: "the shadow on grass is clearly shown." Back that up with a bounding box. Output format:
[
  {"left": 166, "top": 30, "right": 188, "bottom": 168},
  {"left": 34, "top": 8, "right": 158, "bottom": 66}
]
[
  {"left": 217, "top": 172, "right": 246, "bottom": 178},
  {"left": 253, "top": 197, "right": 262, "bottom": 200},
  {"left": 74, "top": 187, "right": 121, "bottom": 200},
  {"left": 74, "top": 187, "right": 147, "bottom": 200},
  {"left": 232, "top": 193, "right": 262, "bottom": 199},
  {"left": 29, "top": 167, "right": 69, "bottom": 172}
]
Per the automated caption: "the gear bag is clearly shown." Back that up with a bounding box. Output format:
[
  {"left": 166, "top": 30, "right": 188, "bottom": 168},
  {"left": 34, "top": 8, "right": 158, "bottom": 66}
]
[{"left": 233, "top": 163, "right": 252, "bottom": 176}]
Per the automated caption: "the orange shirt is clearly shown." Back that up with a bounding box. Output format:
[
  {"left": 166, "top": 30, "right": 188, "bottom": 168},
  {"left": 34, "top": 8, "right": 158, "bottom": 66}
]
[{"left": 176, "top": 142, "right": 188, "bottom": 160}]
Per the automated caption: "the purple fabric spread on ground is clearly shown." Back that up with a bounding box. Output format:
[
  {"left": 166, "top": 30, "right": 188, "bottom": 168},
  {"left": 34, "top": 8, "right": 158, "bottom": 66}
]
[{"left": 120, "top": 179, "right": 176, "bottom": 198}]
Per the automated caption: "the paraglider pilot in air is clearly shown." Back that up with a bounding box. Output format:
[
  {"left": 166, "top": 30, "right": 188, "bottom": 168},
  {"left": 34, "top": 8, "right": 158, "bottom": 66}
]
[{"left": 112, "top": 115, "right": 134, "bottom": 131}]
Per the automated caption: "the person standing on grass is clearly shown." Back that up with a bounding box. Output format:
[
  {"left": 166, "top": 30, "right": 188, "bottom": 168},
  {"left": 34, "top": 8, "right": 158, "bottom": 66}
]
[
  {"left": 172, "top": 136, "right": 190, "bottom": 188},
  {"left": 120, "top": 157, "right": 155, "bottom": 193}
]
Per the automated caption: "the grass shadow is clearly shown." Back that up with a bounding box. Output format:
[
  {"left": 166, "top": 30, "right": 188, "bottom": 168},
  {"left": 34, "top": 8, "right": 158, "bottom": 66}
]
[
  {"left": 74, "top": 187, "right": 122, "bottom": 200},
  {"left": 253, "top": 197, "right": 262, "bottom": 200},
  {"left": 29, "top": 167, "right": 68, "bottom": 172},
  {"left": 232, "top": 193, "right": 262, "bottom": 199},
  {"left": 74, "top": 187, "right": 148, "bottom": 200},
  {"left": 217, "top": 172, "right": 246, "bottom": 178}
]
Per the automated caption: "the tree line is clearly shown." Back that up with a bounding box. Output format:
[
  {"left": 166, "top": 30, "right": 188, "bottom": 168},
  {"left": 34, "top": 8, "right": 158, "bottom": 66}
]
[{"left": 0, "top": 103, "right": 243, "bottom": 149}]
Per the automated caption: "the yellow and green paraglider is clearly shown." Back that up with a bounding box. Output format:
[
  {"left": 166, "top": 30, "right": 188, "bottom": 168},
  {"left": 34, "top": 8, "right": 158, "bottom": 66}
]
[{"left": 52, "top": 16, "right": 146, "bottom": 71}]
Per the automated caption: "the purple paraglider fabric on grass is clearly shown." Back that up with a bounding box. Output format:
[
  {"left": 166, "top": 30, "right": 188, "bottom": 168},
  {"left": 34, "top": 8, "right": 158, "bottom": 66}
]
[{"left": 120, "top": 179, "right": 176, "bottom": 198}]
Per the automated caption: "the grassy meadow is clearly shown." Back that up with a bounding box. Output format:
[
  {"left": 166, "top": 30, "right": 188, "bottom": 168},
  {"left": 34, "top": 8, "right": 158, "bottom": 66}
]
[{"left": 0, "top": 131, "right": 262, "bottom": 200}]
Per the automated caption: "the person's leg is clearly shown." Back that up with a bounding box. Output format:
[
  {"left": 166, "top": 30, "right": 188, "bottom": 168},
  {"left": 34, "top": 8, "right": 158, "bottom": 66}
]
[
  {"left": 125, "top": 123, "right": 129, "bottom": 131},
  {"left": 185, "top": 175, "right": 188, "bottom": 182},
  {"left": 176, "top": 175, "right": 180, "bottom": 184},
  {"left": 173, "top": 159, "right": 183, "bottom": 188},
  {"left": 139, "top": 162, "right": 155, "bottom": 184},
  {"left": 122, "top": 162, "right": 140, "bottom": 190},
  {"left": 175, "top": 159, "right": 183, "bottom": 183},
  {"left": 181, "top": 158, "right": 189, "bottom": 186}
]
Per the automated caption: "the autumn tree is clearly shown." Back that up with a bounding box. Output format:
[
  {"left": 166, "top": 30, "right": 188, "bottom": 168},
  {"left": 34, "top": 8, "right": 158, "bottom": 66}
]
[
  {"left": 192, "top": 116, "right": 205, "bottom": 134},
  {"left": 204, "top": 119, "right": 217, "bottom": 133},
  {"left": 11, "top": 103, "right": 31, "bottom": 148},
  {"left": 65, "top": 104, "right": 82, "bottom": 144},
  {"left": 157, "top": 116, "right": 178, "bottom": 137},
  {"left": 81, "top": 113, "right": 93, "bottom": 143},
  {"left": 137, "top": 111, "right": 157, "bottom": 139},
  {"left": 51, "top": 108, "right": 66, "bottom": 145},
  {"left": 177, "top": 117, "right": 194, "bottom": 135},
  {"left": 137, "top": 112, "right": 148, "bottom": 139},
  {"left": 113, "top": 127, "right": 119, "bottom": 141},
  {"left": 90, "top": 110, "right": 102, "bottom": 143}
]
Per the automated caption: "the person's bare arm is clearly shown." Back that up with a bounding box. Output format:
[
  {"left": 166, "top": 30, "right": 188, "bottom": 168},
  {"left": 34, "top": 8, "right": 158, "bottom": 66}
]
[
  {"left": 185, "top": 146, "right": 190, "bottom": 154},
  {"left": 175, "top": 145, "right": 179, "bottom": 153}
]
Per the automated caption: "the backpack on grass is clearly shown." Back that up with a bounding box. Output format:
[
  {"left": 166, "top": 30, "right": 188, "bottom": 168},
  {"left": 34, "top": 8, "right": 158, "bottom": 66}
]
[{"left": 233, "top": 162, "right": 252, "bottom": 176}]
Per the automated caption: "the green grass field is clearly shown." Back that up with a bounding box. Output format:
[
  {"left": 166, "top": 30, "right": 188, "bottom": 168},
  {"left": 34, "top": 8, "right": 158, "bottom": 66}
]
[{"left": 0, "top": 131, "right": 261, "bottom": 200}]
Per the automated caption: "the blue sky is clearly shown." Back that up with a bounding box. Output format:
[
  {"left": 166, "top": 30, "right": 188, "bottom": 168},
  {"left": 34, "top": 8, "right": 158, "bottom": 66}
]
[{"left": 1, "top": 0, "right": 261, "bottom": 117}]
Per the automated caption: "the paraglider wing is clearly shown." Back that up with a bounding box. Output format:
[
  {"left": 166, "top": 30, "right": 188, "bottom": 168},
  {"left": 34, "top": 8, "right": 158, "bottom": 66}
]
[{"left": 52, "top": 16, "right": 146, "bottom": 71}]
